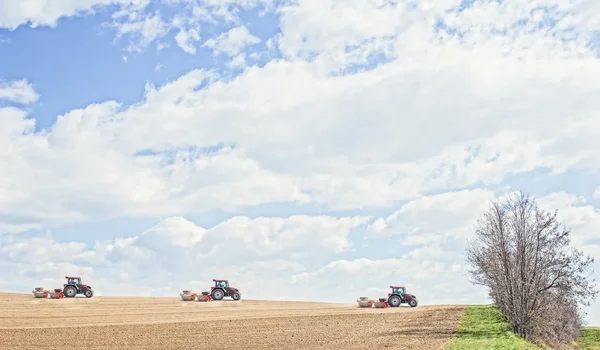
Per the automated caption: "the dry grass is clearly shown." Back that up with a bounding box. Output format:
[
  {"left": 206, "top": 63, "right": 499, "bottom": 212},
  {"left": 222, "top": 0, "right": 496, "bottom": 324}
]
[{"left": 0, "top": 292, "right": 466, "bottom": 349}]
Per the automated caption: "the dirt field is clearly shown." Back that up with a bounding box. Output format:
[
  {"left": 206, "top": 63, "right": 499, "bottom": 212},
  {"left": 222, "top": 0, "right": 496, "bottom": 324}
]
[{"left": 0, "top": 293, "right": 466, "bottom": 349}]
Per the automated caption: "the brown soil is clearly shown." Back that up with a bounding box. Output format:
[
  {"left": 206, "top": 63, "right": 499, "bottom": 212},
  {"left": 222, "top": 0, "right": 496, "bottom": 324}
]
[{"left": 0, "top": 293, "right": 466, "bottom": 349}]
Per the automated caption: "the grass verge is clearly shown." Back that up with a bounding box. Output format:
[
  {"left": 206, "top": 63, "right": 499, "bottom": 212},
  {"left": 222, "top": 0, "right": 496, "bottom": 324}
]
[
  {"left": 578, "top": 327, "right": 600, "bottom": 350},
  {"left": 446, "top": 304, "right": 539, "bottom": 350}
]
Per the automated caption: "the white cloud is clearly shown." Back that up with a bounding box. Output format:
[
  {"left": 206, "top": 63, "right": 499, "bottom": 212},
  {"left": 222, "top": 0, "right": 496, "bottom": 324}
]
[
  {"left": 0, "top": 0, "right": 143, "bottom": 30},
  {"left": 140, "top": 216, "right": 207, "bottom": 248},
  {"left": 0, "top": 79, "right": 39, "bottom": 104},
  {"left": 114, "top": 12, "right": 168, "bottom": 52},
  {"left": 203, "top": 25, "right": 260, "bottom": 56},
  {"left": 174, "top": 27, "right": 200, "bottom": 54},
  {"left": 135, "top": 214, "right": 369, "bottom": 259},
  {"left": 106, "top": 0, "right": 270, "bottom": 54},
  {"left": 537, "top": 192, "right": 600, "bottom": 249},
  {"left": 368, "top": 189, "right": 496, "bottom": 244},
  {"left": 595, "top": 187, "right": 600, "bottom": 199},
  {"left": 1, "top": 16, "right": 599, "bottom": 223},
  {"left": 0, "top": 214, "right": 369, "bottom": 295}
]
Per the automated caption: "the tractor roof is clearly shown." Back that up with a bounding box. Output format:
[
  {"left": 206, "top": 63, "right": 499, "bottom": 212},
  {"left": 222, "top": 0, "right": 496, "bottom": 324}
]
[
  {"left": 213, "top": 279, "right": 228, "bottom": 282},
  {"left": 390, "top": 285, "right": 405, "bottom": 288},
  {"left": 65, "top": 276, "right": 81, "bottom": 279}
]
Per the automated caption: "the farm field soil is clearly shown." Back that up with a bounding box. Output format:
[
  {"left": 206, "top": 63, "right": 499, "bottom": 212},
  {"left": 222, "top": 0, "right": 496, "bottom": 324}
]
[{"left": 0, "top": 292, "right": 466, "bottom": 349}]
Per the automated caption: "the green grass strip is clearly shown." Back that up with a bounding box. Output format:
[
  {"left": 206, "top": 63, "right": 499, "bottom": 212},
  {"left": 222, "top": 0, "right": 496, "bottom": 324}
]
[
  {"left": 446, "top": 304, "right": 539, "bottom": 350},
  {"left": 578, "top": 327, "right": 600, "bottom": 350}
]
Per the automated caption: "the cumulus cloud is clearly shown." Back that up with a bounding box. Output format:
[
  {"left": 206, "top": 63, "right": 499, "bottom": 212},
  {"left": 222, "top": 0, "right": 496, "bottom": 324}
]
[
  {"left": 0, "top": 0, "right": 271, "bottom": 54},
  {"left": 537, "top": 192, "right": 600, "bottom": 250},
  {"left": 0, "top": 0, "right": 143, "bottom": 30},
  {"left": 0, "top": 79, "right": 39, "bottom": 104},
  {"left": 3, "top": 45, "right": 598, "bottom": 222},
  {"left": 174, "top": 27, "right": 200, "bottom": 54},
  {"left": 203, "top": 25, "right": 260, "bottom": 56},
  {"left": 113, "top": 11, "right": 168, "bottom": 52},
  {"left": 0, "top": 214, "right": 369, "bottom": 295},
  {"left": 108, "top": 0, "right": 270, "bottom": 53},
  {"left": 368, "top": 189, "right": 496, "bottom": 244}
]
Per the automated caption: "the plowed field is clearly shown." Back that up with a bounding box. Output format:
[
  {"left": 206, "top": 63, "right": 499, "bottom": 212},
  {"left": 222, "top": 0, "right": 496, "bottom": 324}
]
[{"left": 0, "top": 293, "right": 466, "bottom": 349}]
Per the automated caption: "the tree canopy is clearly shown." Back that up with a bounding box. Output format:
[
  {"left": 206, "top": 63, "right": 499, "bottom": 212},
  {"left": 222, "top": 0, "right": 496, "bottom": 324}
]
[{"left": 466, "top": 191, "right": 598, "bottom": 346}]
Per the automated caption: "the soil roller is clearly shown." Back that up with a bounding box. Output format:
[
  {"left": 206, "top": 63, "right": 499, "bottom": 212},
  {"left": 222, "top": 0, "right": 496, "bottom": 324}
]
[
  {"left": 49, "top": 289, "right": 64, "bottom": 299},
  {"left": 32, "top": 287, "right": 49, "bottom": 298},
  {"left": 180, "top": 290, "right": 197, "bottom": 301},
  {"left": 373, "top": 301, "right": 389, "bottom": 308},
  {"left": 195, "top": 292, "right": 212, "bottom": 302},
  {"left": 357, "top": 296, "right": 373, "bottom": 308}
]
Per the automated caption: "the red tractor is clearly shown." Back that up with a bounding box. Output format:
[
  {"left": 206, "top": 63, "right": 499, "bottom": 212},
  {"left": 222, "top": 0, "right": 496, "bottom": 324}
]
[
  {"left": 387, "top": 285, "right": 418, "bottom": 307},
  {"left": 63, "top": 276, "right": 94, "bottom": 298},
  {"left": 210, "top": 279, "right": 241, "bottom": 301}
]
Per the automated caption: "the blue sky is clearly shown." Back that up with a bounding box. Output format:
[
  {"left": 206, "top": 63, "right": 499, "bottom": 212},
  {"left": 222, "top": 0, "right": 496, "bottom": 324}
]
[
  {"left": 0, "top": 0, "right": 599, "bottom": 326},
  {"left": 0, "top": 3, "right": 280, "bottom": 131}
]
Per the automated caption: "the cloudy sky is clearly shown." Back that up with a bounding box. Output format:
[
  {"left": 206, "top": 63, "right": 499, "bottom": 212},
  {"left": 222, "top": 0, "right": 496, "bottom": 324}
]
[{"left": 0, "top": 0, "right": 599, "bottom": 325}]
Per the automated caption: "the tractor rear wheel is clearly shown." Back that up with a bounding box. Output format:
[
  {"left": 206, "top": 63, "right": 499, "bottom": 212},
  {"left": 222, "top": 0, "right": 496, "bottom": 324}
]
[
  {"left": 231, "top": 292, "right": 241, "bottom": 301},
  {"left": 388, "top": 295, "right": 401, "bottom": 307},
  {"left": 211, "top": 289, "right": 224, "bottom": 301},
  {"left": 85, "top": 289, "right": 94, "bottom": 298},
  {"left": 64, "top": 286, "right": 77, "bottom": 298},
  {"left": 409, "top": 298, "right": 418, "bottom": 307}
]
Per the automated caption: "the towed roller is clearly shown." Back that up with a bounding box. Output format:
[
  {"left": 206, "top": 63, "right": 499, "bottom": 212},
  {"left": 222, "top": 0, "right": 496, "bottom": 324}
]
[
  {"left": 195, "top": 292, "right": 211, "bottom": 302},
  {"left": 373, "top": 301, "right": 389, "bottom": 308},
  {"left": 32, "top": 287, "right": 49, "bottom": 298},
  {"left": 49, "top": 289, "right": 64, "bottom": 299},
  {"left": 180, "top": 290, "right": 197, "bottom": 301},
  {"left": 357, "top": 296, "right": 373, "bottom": 308}
]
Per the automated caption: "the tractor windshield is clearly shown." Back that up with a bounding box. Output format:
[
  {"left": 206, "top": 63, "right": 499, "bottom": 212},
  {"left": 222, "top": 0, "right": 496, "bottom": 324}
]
[{"left": 393, "top": 287, "right": 406, "bottom": 295}]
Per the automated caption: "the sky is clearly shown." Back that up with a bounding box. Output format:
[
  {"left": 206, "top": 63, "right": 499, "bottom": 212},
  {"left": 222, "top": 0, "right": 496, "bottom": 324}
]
[{"left": 0, "top": 0, "right": 599, "bottom": 326}]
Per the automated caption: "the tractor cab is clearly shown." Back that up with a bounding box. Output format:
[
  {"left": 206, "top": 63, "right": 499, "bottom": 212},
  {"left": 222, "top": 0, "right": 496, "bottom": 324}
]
[
  {"left": 65, "top": 276, "right": 82, "bottom": 289},
  {"left": 213, "top": 279, "right": 229, "bottom": 290},
  {"left": 390, "top": 286, "right": 406, "bottom": 296}
]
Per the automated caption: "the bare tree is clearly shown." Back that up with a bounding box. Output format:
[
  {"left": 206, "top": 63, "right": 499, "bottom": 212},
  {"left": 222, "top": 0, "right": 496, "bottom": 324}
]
[{"left": 466, "top": 191, "right": 597, "bottom": 347}]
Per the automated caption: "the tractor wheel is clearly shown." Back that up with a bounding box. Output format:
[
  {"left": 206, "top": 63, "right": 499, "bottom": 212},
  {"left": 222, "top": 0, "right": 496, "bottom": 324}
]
[
  {"left": 211, "top": 289, "right": 224, "bottom": 301},
  {"left": 64, "top": 286, "right": 77, "bottom": 298},
  {"left": 231, "top": 292, "right": 241, "bottom": 301},
  {"left": 388, "top": 295, "right": 401, "bottom": 307},
  {"left": 84, "top": 289, "right": 94, "bottom": 298},
  {"left": 409, "top": 298, "right": 418, "bottom": 307}
]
